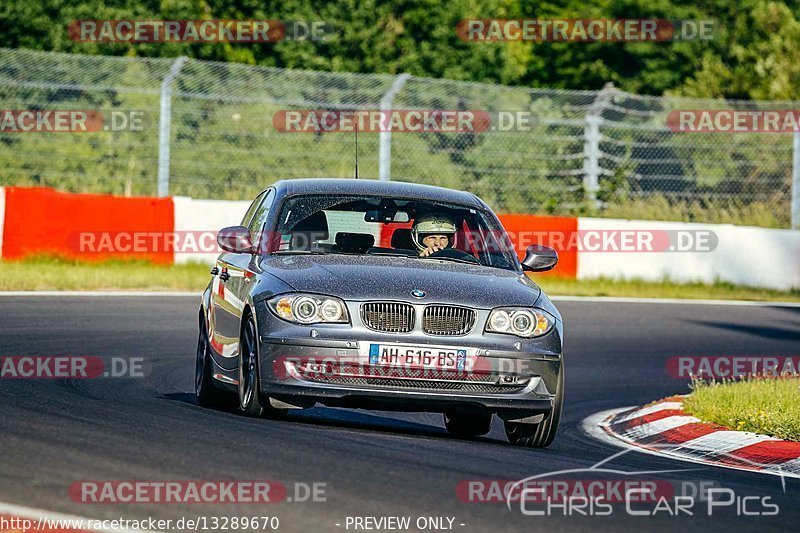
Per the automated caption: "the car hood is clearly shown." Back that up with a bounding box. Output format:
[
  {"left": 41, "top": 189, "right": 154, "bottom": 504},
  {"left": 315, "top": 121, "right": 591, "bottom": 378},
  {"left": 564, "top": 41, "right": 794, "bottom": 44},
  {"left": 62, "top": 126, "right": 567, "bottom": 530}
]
[{"left": 259, "top": 254, "right": 541, "bottom": 308}]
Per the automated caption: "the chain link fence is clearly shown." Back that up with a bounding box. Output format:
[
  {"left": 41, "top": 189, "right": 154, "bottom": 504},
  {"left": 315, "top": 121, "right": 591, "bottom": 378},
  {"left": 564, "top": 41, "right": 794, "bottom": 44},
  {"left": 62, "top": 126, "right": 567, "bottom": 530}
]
[{"left": 1, "top": 47, "right": 798, "bottom": 228}]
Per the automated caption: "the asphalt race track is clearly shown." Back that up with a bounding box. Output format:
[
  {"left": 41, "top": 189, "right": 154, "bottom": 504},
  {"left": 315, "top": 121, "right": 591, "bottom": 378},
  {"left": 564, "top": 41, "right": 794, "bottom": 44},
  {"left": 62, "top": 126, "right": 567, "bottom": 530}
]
[{"left": 0, "top": 295, "right": 798, "bottom": 532}]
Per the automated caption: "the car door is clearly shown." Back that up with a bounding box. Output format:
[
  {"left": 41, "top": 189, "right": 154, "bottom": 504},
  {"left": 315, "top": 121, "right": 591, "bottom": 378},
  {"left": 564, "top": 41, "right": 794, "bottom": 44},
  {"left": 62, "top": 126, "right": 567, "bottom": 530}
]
[
  {"left": 216, "top": 189, "right": 276, "bottom": 368},
  {"left": 209, "top": 190, "right": 269, "bottom": 367}
]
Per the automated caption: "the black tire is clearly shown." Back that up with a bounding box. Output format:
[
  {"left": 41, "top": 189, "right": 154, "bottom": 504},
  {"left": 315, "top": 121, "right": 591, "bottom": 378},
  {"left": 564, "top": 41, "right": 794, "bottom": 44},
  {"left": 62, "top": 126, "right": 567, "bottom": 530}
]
[
  {"left": 238, "top": 312, "right": 287, "bottom": 419},
  {"left": 195, "top": 319, "right": 233, "bottom": 408},
  {"left": 444, "top": 411, "right": 493, "bottom": 437},
  {"left": 504, "top": 367, "right": 564, "bottom": 448}
]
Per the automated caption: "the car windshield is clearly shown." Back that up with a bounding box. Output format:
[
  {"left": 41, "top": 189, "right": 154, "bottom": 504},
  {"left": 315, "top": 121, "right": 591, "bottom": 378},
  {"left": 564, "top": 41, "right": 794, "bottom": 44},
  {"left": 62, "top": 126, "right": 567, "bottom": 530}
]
[{"left": 271, "top": 194, "right": 520, "bottom": 272}]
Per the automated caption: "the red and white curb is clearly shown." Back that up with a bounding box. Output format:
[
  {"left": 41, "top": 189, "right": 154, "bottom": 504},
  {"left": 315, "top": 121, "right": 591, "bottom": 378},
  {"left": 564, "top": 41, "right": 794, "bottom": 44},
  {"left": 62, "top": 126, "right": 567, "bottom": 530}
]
[{"left": 585, "top": 396, "right": 800, "bottom": 479}]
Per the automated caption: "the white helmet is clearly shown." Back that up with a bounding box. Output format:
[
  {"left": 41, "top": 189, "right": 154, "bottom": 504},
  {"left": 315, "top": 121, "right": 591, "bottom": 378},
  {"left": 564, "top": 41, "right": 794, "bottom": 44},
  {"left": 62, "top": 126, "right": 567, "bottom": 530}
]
[{"left": 411, "top": 213, "right": 457, "bottom": 252}]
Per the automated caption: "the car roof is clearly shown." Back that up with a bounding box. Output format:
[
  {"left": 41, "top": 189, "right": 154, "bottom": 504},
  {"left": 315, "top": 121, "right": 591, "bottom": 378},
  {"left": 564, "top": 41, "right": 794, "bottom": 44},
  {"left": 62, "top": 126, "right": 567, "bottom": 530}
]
[{"left": 271, "top": 178, "right": 484, "bottom": 209}]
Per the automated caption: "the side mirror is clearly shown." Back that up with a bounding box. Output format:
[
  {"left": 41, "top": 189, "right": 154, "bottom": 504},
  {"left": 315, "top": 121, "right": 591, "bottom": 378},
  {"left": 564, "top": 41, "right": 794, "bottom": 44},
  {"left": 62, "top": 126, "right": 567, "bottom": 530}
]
[
  {"left": 217, "top": 225, "right": 255, "bottom": 254},
  {"left": 521, "top": 244, "right": 558, "bottom": 272}
]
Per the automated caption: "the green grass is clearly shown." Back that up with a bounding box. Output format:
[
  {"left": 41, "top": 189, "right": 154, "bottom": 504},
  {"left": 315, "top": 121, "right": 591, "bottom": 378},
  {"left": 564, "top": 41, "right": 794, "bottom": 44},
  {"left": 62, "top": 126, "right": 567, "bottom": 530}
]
[
  {"left": 534, "top": 275, "right": 800, "bottom": 302},
  {"left": 0, "top": 256, "right": 210, "bottom": 292},
  {"left": 684, "top": 378, "right": 800, "bottom": 441},
  {"left": 1, "top": 257, "right": 799, "bottom": 302},
  {"left": 582, "top": 194, "right": 791, "bottom": 229}
]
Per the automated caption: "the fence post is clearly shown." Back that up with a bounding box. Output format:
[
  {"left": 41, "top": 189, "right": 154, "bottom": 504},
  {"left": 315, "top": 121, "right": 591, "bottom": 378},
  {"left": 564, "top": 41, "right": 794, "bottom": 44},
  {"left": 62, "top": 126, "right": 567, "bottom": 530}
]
[
  {"left": 583, "top": 115, "right": 602, "bottom": 203},
  {"left": 793, "top": 130, "right": 800, "bottom": 230},
  {"left": 157, "top": 56, "right": 188, "bottom": 197},
  {"left": 582, "top": 82, "right": 617, "bottom": 205},
  {"left": 379, "top": 73, "right": 411, "bottom": 181}
]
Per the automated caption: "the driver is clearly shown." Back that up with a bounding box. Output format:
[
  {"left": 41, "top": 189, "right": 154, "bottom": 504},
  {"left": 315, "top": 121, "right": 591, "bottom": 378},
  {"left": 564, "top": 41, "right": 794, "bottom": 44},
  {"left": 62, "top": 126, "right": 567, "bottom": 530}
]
[{"left": 412, "top": 213, "right": 457, "bottom": 257}]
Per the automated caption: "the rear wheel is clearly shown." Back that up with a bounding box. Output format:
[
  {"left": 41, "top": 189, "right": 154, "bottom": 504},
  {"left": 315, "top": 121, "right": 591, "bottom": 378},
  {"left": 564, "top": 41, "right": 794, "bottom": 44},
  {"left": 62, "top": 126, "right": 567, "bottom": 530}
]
[
  {"left": 444, "top": 411, "right": 493, "bottom": 437},
  {"left": 504, "top": 367, "right": 564, "bottom": 448},
  {"left": 195, "top": 319, "right": 232, "bottom": 408},
  {"left": 238, "top": 313, "right": 287, "bottom": 419}
]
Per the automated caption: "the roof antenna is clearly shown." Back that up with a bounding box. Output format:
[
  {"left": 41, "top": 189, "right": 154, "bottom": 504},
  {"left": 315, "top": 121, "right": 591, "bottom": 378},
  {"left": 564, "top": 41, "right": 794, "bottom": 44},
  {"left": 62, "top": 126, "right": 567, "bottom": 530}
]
[{"left": 354, "top": 117, "right": 359, "bottom": 179}]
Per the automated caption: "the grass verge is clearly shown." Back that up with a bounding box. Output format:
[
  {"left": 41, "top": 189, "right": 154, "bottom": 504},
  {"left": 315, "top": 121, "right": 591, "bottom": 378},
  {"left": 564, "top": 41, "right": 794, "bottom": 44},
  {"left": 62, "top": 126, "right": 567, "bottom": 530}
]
[
  {"left": 0, "top": 257, "right": 210, "bottom": 292},
  {"left": 534, "top": 275, "right": 800, "bottom": 302},
  {"left": 580, "top": 194, "right": 790, "bottom": 229},
  {"left": 1, "top": 257, "right": 799, "bottom": 302},
  {"left": 683, "top": 378, "right": 800, "bottom": 441}
]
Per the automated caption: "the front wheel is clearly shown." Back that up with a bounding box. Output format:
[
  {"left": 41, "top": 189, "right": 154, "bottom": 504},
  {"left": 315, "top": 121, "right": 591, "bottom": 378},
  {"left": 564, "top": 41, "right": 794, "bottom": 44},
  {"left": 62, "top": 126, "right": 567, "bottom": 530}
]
[
  {"left": 238, "top": 313, "right": 287, "bottom": 419},
  {"left": 504, "top": 367, "right": 564, "bottom": 448}
]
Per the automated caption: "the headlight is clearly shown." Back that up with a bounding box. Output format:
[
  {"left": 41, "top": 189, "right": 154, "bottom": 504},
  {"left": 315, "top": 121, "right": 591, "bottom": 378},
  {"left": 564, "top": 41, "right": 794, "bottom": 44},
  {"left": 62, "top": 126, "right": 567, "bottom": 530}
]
[
  {"left": 485, "top": 307, "right": 554, "bottom": 338},
  {"left": 267, "top": 293, "right": 350, "bottom": 324}
]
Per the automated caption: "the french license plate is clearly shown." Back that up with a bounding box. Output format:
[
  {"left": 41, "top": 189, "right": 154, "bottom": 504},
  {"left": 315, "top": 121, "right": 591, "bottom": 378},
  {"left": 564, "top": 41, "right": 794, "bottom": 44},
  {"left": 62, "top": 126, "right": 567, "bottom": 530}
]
[{"left": 368, "top": 344, "right": 469, "bottom": 371}]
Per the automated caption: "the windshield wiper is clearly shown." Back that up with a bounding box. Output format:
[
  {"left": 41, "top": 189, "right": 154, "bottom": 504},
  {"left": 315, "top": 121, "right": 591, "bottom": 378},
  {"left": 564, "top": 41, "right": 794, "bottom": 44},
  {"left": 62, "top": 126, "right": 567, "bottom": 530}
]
[
  {"left": 418, "top": 256, "right": 481, "bottom": 266},
  {"left": 272, "top": 250, "right": 362, "bottom": 256},
  {"left": 272, "top": 250, "right": 326, "bottom": 255}
]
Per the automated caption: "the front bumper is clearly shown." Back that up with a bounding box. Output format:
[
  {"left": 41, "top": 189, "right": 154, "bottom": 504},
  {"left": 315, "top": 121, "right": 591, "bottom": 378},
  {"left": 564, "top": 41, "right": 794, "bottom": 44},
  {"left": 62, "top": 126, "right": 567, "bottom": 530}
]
[{"left": 255, "top": 307, "right": 563, "bottom": 418}]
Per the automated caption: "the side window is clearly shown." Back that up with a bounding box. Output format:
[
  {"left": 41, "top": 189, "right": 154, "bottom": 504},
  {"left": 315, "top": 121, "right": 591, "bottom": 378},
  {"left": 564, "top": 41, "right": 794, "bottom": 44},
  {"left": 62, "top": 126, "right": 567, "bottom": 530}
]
[
  {"left": 467, "top": 215, "right": 513, "bottom": 270},
  {"left": 240, "top": 190, "right": 267, "bottom": 228},
  {"left": 248, "top": 189, "right": 275, "bottom": 248}
]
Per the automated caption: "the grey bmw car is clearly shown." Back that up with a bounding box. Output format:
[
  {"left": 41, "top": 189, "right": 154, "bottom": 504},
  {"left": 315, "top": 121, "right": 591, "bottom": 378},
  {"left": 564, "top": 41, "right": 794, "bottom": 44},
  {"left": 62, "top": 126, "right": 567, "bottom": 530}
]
[{"left": 196, "top": 178, "right": 564, "bottom": 447}]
